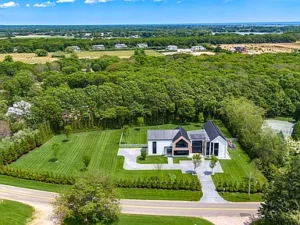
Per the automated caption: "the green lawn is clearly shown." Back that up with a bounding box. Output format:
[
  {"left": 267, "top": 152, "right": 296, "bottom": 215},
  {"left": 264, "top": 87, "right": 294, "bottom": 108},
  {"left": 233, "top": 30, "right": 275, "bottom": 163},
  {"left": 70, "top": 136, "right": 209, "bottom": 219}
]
[
  {"left": 0, "top": 200, "right": 34, "bottom": 225},
  {"left": 173, "top": 157, "right": 192, "bottom": 164},
  {"left": 136, "top": 156, "right": 168, "bottom": 164},
  {"left": 117, "top": 188, "right": 202, "bottom": 201},
  {"left": 123, "top": 120, "right": 231, "bottom": 144},
  {"left": 219, "top": 192, "right": 263, "bottom": 202},
  {"left": 212, "top": 143, "right": 267, "bottom": 185},
  {"left": 64, "top": 214, "right": 213, "bottom": 225}
]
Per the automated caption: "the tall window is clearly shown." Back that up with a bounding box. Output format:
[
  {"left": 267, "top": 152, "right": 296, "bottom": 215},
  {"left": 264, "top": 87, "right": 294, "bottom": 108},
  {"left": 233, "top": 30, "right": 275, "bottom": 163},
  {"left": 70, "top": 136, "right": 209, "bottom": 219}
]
[
  {"left": 176, "top": 139, "right": 188, "bottom": 148},
  {"left": 153, "top": 142, "right": 157, "bottom": 154},
  {"left": 214, "top": 143, "right": 219, "bottom": 156}
]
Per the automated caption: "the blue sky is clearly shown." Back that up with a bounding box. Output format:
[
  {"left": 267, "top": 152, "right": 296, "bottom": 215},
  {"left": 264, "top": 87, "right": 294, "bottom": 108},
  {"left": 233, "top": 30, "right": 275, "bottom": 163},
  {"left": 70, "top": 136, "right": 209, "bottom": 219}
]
[{"left": 0, "top": 0, "right": 299, "bottom": 25}]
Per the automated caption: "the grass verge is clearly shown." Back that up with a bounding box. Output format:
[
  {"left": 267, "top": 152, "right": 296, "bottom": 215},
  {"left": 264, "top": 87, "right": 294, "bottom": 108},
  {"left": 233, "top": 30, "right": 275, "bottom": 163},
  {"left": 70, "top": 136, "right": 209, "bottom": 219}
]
[
  {"left": 136, "top": 156, "right": 168, "bottom": 164},
  {"left": 64, "top": 214, "right": 213, "bottom": 225},
  {"left": 219, "top": 192, "right": 263, "bottom": 202},
  {"left": 0, "top": 200, "right": 34, "bottom": 225},
  {"left": 173, "top": 157, "right": 192, "bottom": 164}
]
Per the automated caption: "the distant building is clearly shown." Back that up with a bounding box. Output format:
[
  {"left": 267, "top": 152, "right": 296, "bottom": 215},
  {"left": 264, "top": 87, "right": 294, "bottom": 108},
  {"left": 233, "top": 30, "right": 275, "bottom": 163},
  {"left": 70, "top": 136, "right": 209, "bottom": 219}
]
[
  {"left": 231, "top": 46, "right": 247, "bottom": 53},
  {"left": 71, "top": 46, "right": 81, "bottom": 52},
  {"left": 166, "top": 45, "right": 178, "bottom": 51},
  {"left": 115, "top": 44, "right": 128, "bottom": 49},
  {"left": 92, "top": 45, "right": 105, "bottom": 51},
  {"left": 13, "top": 47, "right": 18, "bottom": 53},
  {"left": 137, "top": 43, "right": 148, "bottom": 48},
  {"left": 191, "top": 46, "right": 206, "bottom": 51}
]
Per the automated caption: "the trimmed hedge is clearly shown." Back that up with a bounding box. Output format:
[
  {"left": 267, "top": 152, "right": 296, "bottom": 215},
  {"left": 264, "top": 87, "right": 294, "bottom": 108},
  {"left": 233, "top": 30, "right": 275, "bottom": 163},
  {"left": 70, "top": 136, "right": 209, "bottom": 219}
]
[
  {"left": 0, "top": 166, "right": 201, "bottom": 191},
  {"left": 0, "top": 122, "right": 53, "bottom": 165},
  {"left": 216, "top": 181, "right": 268, "bottom": 194}
]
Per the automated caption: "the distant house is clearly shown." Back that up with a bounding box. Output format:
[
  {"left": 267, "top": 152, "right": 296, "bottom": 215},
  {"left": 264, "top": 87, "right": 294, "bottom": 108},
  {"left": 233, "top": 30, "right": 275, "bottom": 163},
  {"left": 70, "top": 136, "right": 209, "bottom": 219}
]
[
  {"left": 115, "top": 44, "right": 128, "bottom": 49},
  {"left": 232, "top": 46, "right": 247, "bottom": 53},
  {"left": 147, "top": 121, "right": 229, "bottom": 159},
  {"left": 71, "top": 46, "right": 81, "bottom": 52},
  {"left": 166, "top": 45, "right": 178, "bottom": 51},
  {"left": 137, "top": 43, "right": 148, "bottom": 48},
  {"left": 92, "top": 45, "right": 105, "bottom": 51},
  {"left": 191, "top": 46, "right": 206, "bottom": 51},
  {"left": 13, "top": 47, "right": 18, "bottom": 53}
]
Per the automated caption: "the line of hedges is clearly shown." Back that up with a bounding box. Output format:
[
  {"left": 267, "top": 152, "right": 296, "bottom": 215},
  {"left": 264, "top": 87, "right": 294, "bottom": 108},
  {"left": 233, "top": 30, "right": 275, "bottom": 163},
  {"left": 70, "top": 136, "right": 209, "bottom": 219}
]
[
  {"left": 0, "top": 122, "right": 53, "bottom": 165},
  {"left": 216, "top": 181, "right": 269, "bottom": 193},
  {"left": 116, "top": 177, "right": 201, "bottom": 191},
  {"left": 0, "top": 166, "right": 202, "bottom": 191}
]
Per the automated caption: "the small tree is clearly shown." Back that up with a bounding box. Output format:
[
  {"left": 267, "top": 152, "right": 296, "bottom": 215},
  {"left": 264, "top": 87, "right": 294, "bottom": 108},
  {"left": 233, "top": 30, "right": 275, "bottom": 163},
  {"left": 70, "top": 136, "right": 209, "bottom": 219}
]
[
  {"left": 53, "top": 172, "right": 120, "bottom": 224},
  {"left": 35, "top": 49, "right": 48, "bottom": 57},
  {"left": 82, "top": 155, "right": 91, "bottom": 171},
  {"left": 52, "top": 143, "right": 60, "bottom": 162},
  {"left": 122, "top": 125, "right": 129, "bottom": 143},
  {"left": 209, "top": 155, "right": 218, "bottom": 175},
  {"left": 63, "top": 125, "right": 72, "bottom": 140},
  {"left": 137, "top": 117, "right": 145, "bottom": 127},
  {"left": 192, "top": 154, "right": 202, "bottom": 171},
  {"left": 4, "top": 55, "right": 13, "bottom": 62},
  {"left": 140, "top": 149, "right": 147, "bottom": 160}
]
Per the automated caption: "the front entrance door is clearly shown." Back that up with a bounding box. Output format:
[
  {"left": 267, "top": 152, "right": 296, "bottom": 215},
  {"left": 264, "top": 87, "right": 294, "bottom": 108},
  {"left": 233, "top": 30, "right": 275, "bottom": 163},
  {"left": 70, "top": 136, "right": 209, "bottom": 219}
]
[{"left": 167, "top": 147, "right": 172, "bottom": 156}]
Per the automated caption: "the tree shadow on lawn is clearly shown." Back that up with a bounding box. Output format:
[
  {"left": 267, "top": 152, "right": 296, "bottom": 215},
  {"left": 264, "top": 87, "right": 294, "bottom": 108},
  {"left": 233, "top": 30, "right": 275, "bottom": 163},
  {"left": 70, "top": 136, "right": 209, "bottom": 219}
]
[
  {"left": 62, "top": 139, "right": 69, "bottom": 143},
  {"left": 48, "top": 158, "right": 58, "bottom": 163}
]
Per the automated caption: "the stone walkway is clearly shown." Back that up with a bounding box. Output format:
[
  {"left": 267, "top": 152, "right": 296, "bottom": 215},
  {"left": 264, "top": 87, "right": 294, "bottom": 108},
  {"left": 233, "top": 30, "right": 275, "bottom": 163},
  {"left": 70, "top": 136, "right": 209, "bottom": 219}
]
[
  {"left": 118, "top": 148, "right": 227, "bottom": 203},
  {"left": 167, "top": 157, "right": 173, "bottom": 164}
]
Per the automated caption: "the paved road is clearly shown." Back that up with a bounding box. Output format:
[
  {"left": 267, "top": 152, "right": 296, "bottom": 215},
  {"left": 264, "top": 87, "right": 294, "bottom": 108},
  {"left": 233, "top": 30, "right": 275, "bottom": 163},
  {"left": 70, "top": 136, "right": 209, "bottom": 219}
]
[{"left": 0, "top": 184, "right": 261, "bottom": 225}]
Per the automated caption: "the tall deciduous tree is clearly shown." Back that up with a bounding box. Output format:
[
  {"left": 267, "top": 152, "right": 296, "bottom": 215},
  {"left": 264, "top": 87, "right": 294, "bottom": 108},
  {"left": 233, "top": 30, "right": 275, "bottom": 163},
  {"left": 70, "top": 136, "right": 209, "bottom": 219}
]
[
  {"left": 53, "top": 172, "right": 120, "bottom": 224},
  {"left": 259, "top": 155, "right": 300, "bottom": 225}
]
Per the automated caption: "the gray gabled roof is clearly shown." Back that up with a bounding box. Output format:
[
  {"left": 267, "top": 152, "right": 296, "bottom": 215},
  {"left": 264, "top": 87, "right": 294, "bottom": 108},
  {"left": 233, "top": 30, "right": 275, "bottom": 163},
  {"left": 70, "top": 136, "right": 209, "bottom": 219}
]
[
  {"left": 173, "top": 126, "right": 190, "bottom": 142},
  {"left": 203, "top": 121, "right": 226, "bottom": 141},
  {"left": 147, "top": 130, "right": 179, "bottom": 140}
]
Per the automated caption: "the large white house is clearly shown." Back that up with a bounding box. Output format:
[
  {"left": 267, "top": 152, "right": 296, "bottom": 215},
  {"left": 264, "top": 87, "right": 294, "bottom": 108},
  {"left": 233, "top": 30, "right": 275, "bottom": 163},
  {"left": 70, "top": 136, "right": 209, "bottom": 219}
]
[{"left": 147, "top": 121, "right": 228, "bottom": 159}]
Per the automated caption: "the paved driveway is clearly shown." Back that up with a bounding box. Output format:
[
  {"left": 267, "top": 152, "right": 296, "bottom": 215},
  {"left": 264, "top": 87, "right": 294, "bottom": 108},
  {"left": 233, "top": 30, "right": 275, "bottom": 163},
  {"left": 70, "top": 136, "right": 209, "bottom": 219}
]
[{"left": 118, "top": 148, "right": 226, "bottom": 203}]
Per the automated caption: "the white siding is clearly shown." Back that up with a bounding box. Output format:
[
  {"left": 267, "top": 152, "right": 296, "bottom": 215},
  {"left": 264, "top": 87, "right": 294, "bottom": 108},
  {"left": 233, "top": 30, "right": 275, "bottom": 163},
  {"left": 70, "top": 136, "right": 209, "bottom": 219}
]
[
  {"left": 147, "top": 140, "right": 172, "bottom": 155},
  {"left": 211, "top": 136, "right": 227, "bottom": 159}
]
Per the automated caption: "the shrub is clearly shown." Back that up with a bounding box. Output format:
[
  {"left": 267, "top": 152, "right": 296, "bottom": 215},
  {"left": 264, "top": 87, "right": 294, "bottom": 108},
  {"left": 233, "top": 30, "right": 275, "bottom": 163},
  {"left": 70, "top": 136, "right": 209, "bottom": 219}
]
[
  {"left": 140, "top": 149, "right": 147, "bottom": 160},
  {"left": 35, "top": 49, "right": 48, "bottom": 57},
  {"left": 52, "top": 51, "right": 66, "bottom": 58},
  {"left": 292, "top": 122, "right": 300, "bottom": 141}
]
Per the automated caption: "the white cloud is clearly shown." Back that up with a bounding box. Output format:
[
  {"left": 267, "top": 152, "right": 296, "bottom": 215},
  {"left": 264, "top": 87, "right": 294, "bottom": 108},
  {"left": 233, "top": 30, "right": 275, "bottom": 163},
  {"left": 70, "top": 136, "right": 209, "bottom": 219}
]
[
  {"left": 153, "top": 0, "right": 163, "bottom": 2},
  {"left": 26, "top": 3, "right": 30, "bottom": 7},
  {"left": 85, "top": 0, "right": 112, "bottom": 4},
  {"left": 176, "top": 1, "right": 181, "bottom": 3},
  {"left": 56, "top": 0, "right": 74, "bottom": 3},
  {"left": 0, "top": 1, "right": 19, "bottom": 8},
  {"left": 33, "top": 1, "right": 55, "bottom": 7}
]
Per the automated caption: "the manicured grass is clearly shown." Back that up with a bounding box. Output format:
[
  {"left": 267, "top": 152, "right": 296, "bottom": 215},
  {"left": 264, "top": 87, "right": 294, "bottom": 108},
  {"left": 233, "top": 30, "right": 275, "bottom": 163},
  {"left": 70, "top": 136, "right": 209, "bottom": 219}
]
[
  {"left": 219, "top": 192, "right": 263, "bottom": 202},
  {"left": 123, "top": 120, "right": 232, "bottom": 144},
  {"left": 0, "top": 175, "right": 70, "bottom": 193},
  {"left": 173, "top": 157, "right": 192, "bottom": 164},
  {"left": 64, "top": 214, "right": 213, "bottom": 225},
  {"left": 9, "top": 129, "right": 198, "bottom": 180},
  {"left": 0, "top": 200, "right": 34, "bottom": 225},
  {"left": 116, "top": 188, "right": 202, "bottom": 201},
  {"left": 136, "top": 156, "right": 168, "bottom": 164},
  {"left": 212, "top": 143, "right": 267, "bottom": 185}
]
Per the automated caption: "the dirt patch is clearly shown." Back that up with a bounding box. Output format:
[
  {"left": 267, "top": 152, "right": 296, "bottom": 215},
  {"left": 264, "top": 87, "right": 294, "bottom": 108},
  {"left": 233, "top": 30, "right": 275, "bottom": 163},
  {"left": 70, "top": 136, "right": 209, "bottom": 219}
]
[
  {"left": 220, "top": 43, "right": 300, "bottom": 54},
  {"left": 0, "top": 120, "right": 11, "bottom": 137}
]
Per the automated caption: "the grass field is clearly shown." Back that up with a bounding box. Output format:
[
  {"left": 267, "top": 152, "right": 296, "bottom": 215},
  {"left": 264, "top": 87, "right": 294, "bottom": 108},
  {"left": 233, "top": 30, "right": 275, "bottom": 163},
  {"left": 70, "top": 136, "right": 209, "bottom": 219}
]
[
  {"left": 9, "top": 130, "right": 198, "bottom": 179},
  {"left": 0, "top": 50, "right": 162, "bottom": 64},
  {"left": 64, "top": 214, "right": 213, "bottom": 225},
  {"left": 0, "top": 200, "right": 34, "bottom": 225},
  {"left": 212, "top": 143, "right": 267, "bottom": 185},
  {"left": 136, "top": 155, "right": 168, "bottom": 164},
  {"left": 123, "top": 120, "right": 231, "bottom": 144}
]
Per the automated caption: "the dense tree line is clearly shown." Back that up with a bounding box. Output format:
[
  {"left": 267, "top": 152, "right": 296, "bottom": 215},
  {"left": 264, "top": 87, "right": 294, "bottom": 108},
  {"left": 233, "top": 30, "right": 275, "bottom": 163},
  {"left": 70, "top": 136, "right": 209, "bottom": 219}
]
[
  {"left": 0, "top": 32, "right": 298, "bottom": 53},
  {"left": 1, "top": 53, "right": 300, "bottom": 133}
]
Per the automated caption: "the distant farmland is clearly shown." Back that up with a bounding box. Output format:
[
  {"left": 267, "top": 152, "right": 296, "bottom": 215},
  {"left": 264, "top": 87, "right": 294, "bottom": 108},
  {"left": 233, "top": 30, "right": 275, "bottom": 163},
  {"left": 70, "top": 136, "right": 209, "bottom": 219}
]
[{"left": 0, "top": 50, "right": 162, "bottom": 64}]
